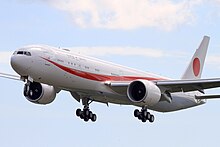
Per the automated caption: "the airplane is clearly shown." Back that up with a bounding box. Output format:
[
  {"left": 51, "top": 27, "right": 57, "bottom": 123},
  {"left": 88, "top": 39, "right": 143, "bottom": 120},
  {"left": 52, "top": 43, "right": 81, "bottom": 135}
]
[{"left": 1, "top": 36, "right": 220, "bottom": 123}]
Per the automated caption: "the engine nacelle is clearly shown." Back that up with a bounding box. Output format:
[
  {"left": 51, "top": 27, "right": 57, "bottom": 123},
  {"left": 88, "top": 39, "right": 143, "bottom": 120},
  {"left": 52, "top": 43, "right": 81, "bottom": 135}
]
[
  {"left": 23, "top": 82, "right": 56, "bottom": 105},
  {"left": 127, "top": 80, "right": 161, "bottom": 106}
]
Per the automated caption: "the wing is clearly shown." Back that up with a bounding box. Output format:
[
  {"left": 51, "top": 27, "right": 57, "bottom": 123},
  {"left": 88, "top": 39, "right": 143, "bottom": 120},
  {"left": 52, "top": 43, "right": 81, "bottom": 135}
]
[
  {"left": 155, "top": 78, "right": 220, "bottom": 93},
  {"left": 105, "top": 78, "right": 220, "bottom": 94},
  {"left": 104, "top": 81, "right": 130, "bottom": 95},
  {"left": 0, "top": 72, "right": 21, "bottom": 81}
]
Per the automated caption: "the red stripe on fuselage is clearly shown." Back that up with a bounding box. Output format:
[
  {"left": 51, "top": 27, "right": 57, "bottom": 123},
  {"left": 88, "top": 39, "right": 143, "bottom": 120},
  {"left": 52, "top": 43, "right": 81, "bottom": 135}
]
[{"left": 42, "top": 57, "right": 165, "bottom": 82}]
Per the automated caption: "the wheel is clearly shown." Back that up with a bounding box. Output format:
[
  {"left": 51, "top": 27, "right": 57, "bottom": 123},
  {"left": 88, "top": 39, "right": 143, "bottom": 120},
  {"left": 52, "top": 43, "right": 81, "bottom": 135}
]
[
  {"left": 142, "top": 110, "right": 147, "bottom": 118},
  {"left": 76, "top": 109, "right": 82, "bottom": 117},
  {"left": 138, "top": 114, "right": 142, "bottom": 120},
  {"left": 80, "top": 114, "right": 84, "bottom": 119},
  {"left": 149, "top": 115, "right": 155, "bottom": 123},
  {"left": 147, "top": 112, "right": 151, "bottom": 120},
  {"left": 89, "top": 111, "right": 93, "bottom": 119},
  {"left": 91, "top": 114, "right": 97, "bottom": 122},
  {"left": 142, "top": 118, "right": 147, "bottom": 123},
  {"left": 84, "top": 109, "right": 90, "bottom": 117},
  {"left": 134, "top": 109, "right": 140, "bottom": 117},
  {"left": 84, "top": 117, "right": 89, "bottom": 122}
]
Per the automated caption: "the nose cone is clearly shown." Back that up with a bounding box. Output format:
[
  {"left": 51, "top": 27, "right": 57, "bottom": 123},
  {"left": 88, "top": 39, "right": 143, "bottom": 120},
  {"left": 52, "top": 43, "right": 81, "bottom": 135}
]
[{"left": 11, "top": 55, "right": 30, "bottom": 76}]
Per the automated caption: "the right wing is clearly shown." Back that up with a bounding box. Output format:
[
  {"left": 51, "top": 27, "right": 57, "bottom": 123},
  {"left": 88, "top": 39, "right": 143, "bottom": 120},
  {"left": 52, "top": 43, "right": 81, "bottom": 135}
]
[
  {"left": 105, "top": 78, "right": 220, "bottom": 95},
  {"left": 0, "top": 72, "right": 21, "bottom": 81}
]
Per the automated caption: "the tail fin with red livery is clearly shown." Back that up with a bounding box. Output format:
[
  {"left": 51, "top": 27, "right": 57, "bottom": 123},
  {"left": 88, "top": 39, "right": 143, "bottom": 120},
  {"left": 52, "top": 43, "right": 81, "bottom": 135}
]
[{"left": 181, "top": 36, "right": 210, "bottom": 80}]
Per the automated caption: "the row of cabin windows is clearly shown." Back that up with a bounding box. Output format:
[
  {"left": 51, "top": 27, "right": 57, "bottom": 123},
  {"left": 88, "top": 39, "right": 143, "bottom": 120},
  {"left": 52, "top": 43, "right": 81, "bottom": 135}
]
[{"left": 66, "top": 61, "right": 100, "bottom": 72}]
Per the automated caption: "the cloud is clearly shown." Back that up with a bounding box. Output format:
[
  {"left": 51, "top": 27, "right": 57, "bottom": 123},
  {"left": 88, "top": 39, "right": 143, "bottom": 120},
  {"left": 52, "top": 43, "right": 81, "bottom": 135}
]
[
  {"left": 214, "top": 0, "right": 220, "bottom": 5},
  {"left": 205, "top": 54, "right": 220, "bottom": 71},
  {"left": 42, "top": 0, "right": 201, "bottom": 30},
  {"left": 0, "top": 51, "right": 13, "bottom": 64},
  {"left": 69, "top": 46, "right": 165, "bottom": 58},
  {"left": 207, "top": 55, "right": 220, "bottom": 65}
]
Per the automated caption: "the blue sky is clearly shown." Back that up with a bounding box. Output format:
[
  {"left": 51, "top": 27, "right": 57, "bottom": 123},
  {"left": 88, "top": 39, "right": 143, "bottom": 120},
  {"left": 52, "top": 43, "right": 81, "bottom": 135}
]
[{"left": 1, "top": 0, "right": 220, "bottom": 147}]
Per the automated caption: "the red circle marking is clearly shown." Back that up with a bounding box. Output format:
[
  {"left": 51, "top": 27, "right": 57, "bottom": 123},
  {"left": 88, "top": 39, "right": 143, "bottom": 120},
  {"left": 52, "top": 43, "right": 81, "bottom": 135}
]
[{"left": 193, "top": 58, "right": 200, "bottom": 77}]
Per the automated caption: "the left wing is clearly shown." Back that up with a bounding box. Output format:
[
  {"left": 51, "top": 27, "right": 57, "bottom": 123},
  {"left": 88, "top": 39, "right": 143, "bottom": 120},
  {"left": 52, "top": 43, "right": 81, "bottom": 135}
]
[
  {"left": 105, "top": 78, "right": 220, "bottom": 94},
  {"left": 155, "top": 78, "right": 220, "bottom": 93},
  {"left": 104, "top": 81, "right": 130, "bottom": 95}
]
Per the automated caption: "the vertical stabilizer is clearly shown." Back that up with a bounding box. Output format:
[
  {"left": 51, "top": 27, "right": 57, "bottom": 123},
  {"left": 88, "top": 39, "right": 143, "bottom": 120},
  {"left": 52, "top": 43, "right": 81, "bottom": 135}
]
[{"left": 181, "top": 36, "right": 210, "bottom": 80}]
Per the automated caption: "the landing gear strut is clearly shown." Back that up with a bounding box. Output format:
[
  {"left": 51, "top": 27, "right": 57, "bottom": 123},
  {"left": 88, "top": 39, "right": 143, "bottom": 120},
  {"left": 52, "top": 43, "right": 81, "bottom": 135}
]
[
  {"left": 76, "top": 99, "right": 97, "bottom": 122},
  {"left": 134, "top": 106, "right": 155, "bottom": 123}
]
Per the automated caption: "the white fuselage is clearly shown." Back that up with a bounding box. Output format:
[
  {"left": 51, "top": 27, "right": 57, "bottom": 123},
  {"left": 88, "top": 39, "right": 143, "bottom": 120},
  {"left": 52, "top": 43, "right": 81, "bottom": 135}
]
[{"left": 10, "top": 45, "right": 205, "bottom": 112}]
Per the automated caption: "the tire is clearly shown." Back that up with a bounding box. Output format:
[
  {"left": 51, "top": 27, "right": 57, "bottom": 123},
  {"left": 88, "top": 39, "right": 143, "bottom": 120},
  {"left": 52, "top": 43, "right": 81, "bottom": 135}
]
[
  {"left": 89, "top": 111, "right": 93, "bottom": 119},
  {"left": 84, "top": 117, "right": 89, "bottom": 122},
  {"left": 76, "top": 109, "right": 82, "bottom": 117},
  {"left": 80, "top": 114, "right": 84, "bottom": 119},
  {"left": 149, "top": 115, "right": 154, "bottom": 123},
  {"left": 138, "top": 114, "right": 142, "bottom": 120},
  {"left": 91, "top": 114, "right": 97, "bottom": 122},
  {"left": 142, "top": 110, "right": 147, "bottom": 118},
  {"left": 147, "top": 112, "right": 151, "bottom": 120},
  {"left": 134, "top": 109, "right": 140, "bottom": 117},
  {"left": 84, "top": 109, "right": 89, "bottom": 117},
  {"left": 142, "top": 118, "right": 147, "bottom": 123}
]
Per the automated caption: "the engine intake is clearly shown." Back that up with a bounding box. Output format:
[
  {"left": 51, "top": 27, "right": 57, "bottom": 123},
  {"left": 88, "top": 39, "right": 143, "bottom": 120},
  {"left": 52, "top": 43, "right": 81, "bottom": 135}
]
[
  {"left": 127, "top": 80, "right": 161, "bottom": 106},
  {"left": 24, "top": 82, "right": 56, "bottom": 105}
]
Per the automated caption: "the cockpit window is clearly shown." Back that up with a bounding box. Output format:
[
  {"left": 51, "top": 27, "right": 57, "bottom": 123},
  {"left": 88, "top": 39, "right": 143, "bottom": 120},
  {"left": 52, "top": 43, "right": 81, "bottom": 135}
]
[
  {"left": 24, "top": 51, "right": 31, "bottom": 56},
  {"left": 17, "top": 51, "right": 23, "bottom": 55},
  {"left": 16, "top": 51, "right": 31, "bottom": 56}
]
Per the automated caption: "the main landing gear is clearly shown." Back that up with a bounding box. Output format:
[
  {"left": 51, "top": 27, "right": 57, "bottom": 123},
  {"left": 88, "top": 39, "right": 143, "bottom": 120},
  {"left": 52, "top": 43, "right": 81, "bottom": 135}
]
[
  {"left": 134, "top": 106, "right": 155, "bottom": 123},
  {"left": 76, "top": 99, "right": 97, "bottom": 122}
]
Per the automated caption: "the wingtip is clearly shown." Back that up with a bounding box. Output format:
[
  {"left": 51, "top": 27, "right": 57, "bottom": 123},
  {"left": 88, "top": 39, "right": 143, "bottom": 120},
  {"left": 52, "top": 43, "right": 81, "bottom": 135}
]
[{"left": 204, "top": 35, "right": 210, "bottom": 40}]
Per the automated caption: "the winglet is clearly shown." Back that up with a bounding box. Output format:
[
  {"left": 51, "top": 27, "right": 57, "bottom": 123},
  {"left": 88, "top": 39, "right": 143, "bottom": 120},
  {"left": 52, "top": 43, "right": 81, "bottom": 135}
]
[{"left": 181, "top": 36, "right": 210, "bottom": 80}]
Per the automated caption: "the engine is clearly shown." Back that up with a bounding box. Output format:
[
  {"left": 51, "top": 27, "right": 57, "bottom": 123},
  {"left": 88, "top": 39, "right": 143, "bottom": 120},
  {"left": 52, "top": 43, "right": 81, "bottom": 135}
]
[
  {"left": 127, "top": 80, "right": 161, "bottom": 106},
  {"left": 23, "top": 82, "right": 56, "bottom": 105}
]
